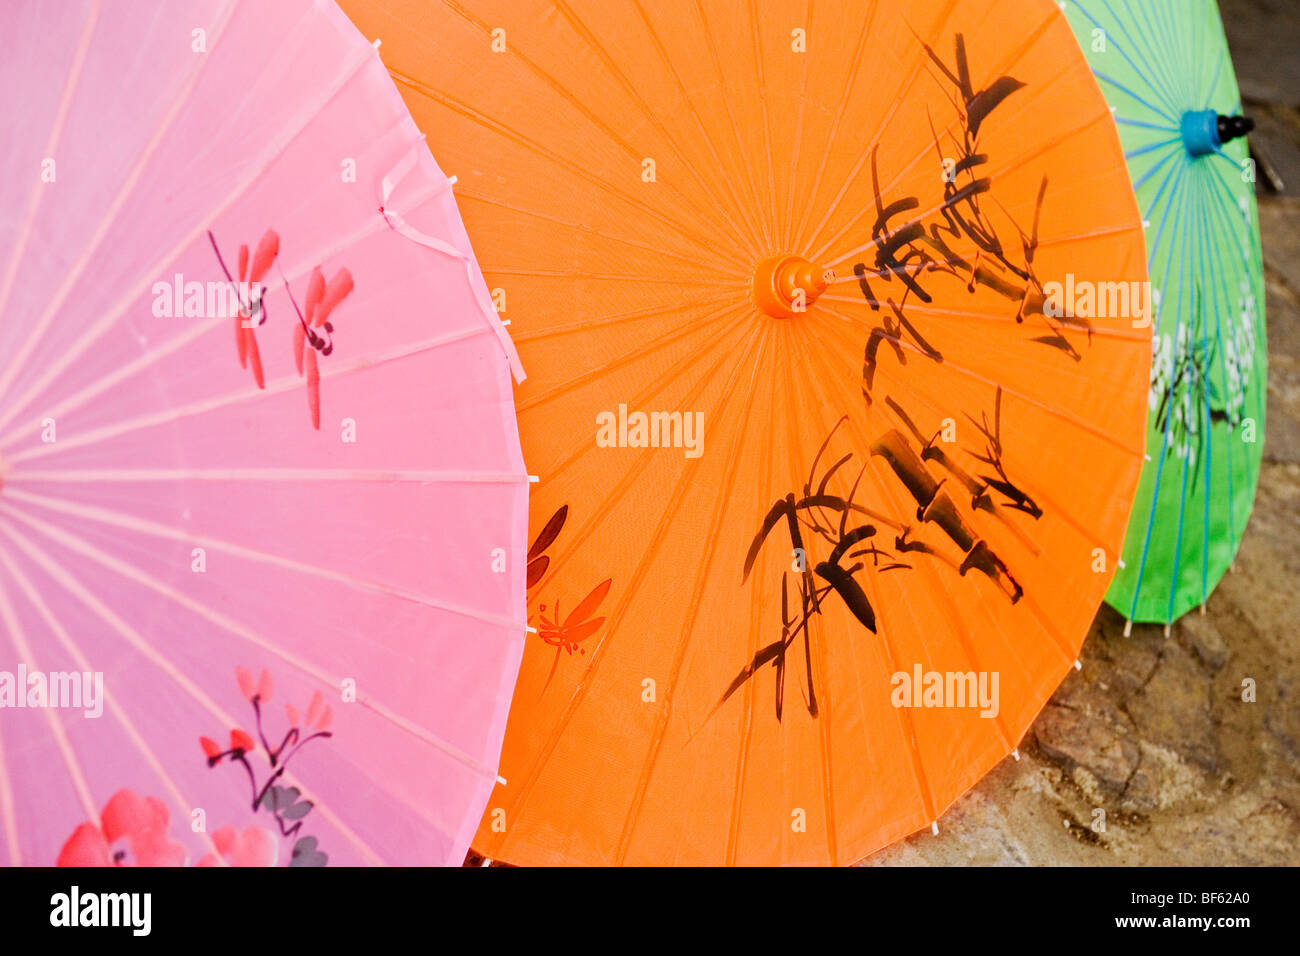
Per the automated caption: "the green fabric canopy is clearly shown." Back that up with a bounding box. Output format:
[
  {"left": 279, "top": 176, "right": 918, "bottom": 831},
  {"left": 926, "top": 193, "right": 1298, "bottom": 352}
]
[{"left": 1065, "top": 0, "right": 1267, "bottom": 624}]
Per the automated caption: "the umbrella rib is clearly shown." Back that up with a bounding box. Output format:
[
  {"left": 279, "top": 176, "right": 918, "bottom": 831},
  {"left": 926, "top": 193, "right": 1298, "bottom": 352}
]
[
  {"left": 817, "top": 293, "right": 1149, "bottom": 343},
  {"left": 500, "top": 321, "right": 766, "bottom": 850},
  {"left": 524, "top": 312, "right": 753, "bottom": 590},
  {"left": 5, "top": 324, "right": 497, "bottom": 466},
  {"left": 457, "top": 191, "right": 747, "bottom": 275},
  {"left": 1127, "top": 164, "right": 1195, "bottom": 619},
  {"left": 799, "top": 322, "right": 1070, "bottom": 701},
  {"left": 1201, "top": 166, "right": 1265, "bottom": 586},
  {"left": 779, "top": 0, "right": 814, "bottom": 250},
  {"left": 1202, "top": 162, "right": 1268, "bottom": 446},
  {"left": 816, "top": 303, "right": 1143, "bottom": 457},
  {"left": 6, "top": 467, "right": 529, "bottom": 485},
  {"left": 1115, "top": 117, "right": 1179, "bottom": 134},
  {"left": 0, "top": 163, "right": 441, "bottom": 448},
  {"left": 1101, "top": 0, "right": 1189, "bottom": 115},
  {"left": 0, "top": 538, "right": 224, "bottom": 862},
  {"left": 687, "top": 0, "right": 770, "bottom": 253},
  {"left": 803, "top": 0, "right": 1057, "bottom": 262},
  {"left": 4, "top": 161, "right": 439, "bottom": 449},
  {"left": 780, "top": 330, "right": 845, "bottom": 863},
  {"left": 747, "top": 0, "right": 779, "bottom": 250},
  {"left": 824, "top": 318, "right": 1124, "bottom": 552},
  {"left": 515, "top": 301, "right": 742, "bottom": 416},
  {"left": 613, "top": 321, "right": 771, "bottom": 865},
  {"left": 0, "top": 35, "right": 376, "bottom": 434},
  {"left": 1147, "top": 0, "right": 1196, "bottom": 109},
  {"left": 0, "top": 512, "right": 462, "bottom": 862},
  {"left": 1200, "top": 45, "right": 1227, "bottom": 111},
  {"left": 799, "top": 316, "right": 1079, "bottom": 667},
  {"left": 1122, "top": 0, "right": 1189, "bottom": 113},
  {"left": 0, "top": 1, "right": 100, "bottom": 331},
  {"left": 629, "top": 0, "right": 767, "bottom": 257},
  {"left": 0, "top": 503, "right": 512, "bottom": 786},
  {"left": 794, "top": 328, "right": 1019, "bottom": 831},
  {"left": 439, "top": 0, "right": 759, "bottom": 256},
  {"left": 1125, "top": 137, "right": 1182, "bottom": 161},
  {"left": 483, "top": 269, "right": 729, "bottom": 286},
  {"left": 824, "top": 106, "right": 1114, "bottom": 269},
  {"left": 511, "top": 292, "right": 736, "bottom": 346},
  {"left": 1075, "top": 2, "right": 1180, "bottom": 121},
  {"left": 3, "top": 486, "right": 526, "bottom": 636},
  {"left": 788, "top": 0, "right": 891, "bottom": 250},
  {"left": 1132, "top": 143, "right": 1181, "bottom": 193},
  {"left": 0, "top": 722, "right": 18, "bottom": 865},
  {"left": 1166, "top": 173, "right": 1213, "bottom": 618},
  {"left": 1091, "top": 68, "right": 1178, "bottom": 126},
  {"left": 0, "top": 576, "right": 99, "bottom": 823},
  {"left": 724, "top": 336, "right": 783, "bottom": 864},
  {"left": 1200, "top": 177, "right": 1246, "bottom": 559},
  {"left": 0, "top": 0, "right": 238, "bottom": 417},
  {"left": 0, "top": 171, "right": 440, "bottom": 452},
  {"left": 389, "top": 69, "right": 742, "bottom": 267},
  {"left": 549, "top": 0, "right": 764, "bottom": 256},
  {"left": 1193, "top": 181, "right": 1214, "bottom": 610}
]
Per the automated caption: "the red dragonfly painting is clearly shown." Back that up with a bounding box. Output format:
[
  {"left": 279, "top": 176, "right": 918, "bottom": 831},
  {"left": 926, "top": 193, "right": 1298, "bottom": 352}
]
[
  {"left": 526, "top": 504, "right": 613, "bottom": 688},
  {"left": 286, "top": 265, "right": 354, "bottom": 430},
  {"left": 210, "top": 229, "right": 353, "bottom": 429}
]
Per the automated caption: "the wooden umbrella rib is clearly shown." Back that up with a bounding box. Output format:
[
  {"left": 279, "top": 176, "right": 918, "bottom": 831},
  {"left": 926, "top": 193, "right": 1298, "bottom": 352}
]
[
  {"left": 613, "top": 321, "right": 771, "bottom": 865},
  {"left": 389, "top": 70, "right": 743, "bottom": 267},
  {"left": 0, "top": 504, "right": 512, "bottom": 792},
  {"left": 630, "top": 0, "right": 768, "bottom": 256},
  {"left": 797, "top": 330, "right": 1019, "bottom": 758},
  {"left": 457, "top": 190, "right": 748, "bottom": 275},
  {"left": 3, "top": 487, "right": 526, "bottom": 636},
  {"left": 812, "top": 310, "right": 1130, "bottom": 554},
  {"left": 0, "top": 538, "right": 224, "bottom": 862},
  {"left": 780, "top": 329, "right": 843, "bottom": 864},
  {"left": 551, "top": 0, "right": 766, "bottom": 256},
  {"left": 1126, "top": 167, "right": 1197, "bottom": 619},
  {"left": 0, "top": 0, "right": 239, "bottom": 428},
  {"left": 497, "top": 321, "right": 766, "bottom": 858},
  {"left": 0, "top": 31, "right": 376, "bottom": 437},
  {"left": 521, "top": 311, "right": 752, "bottom": 596},
  {"left": 823, "top": 105, "right": 1114, "bottom": 271},
  {"left": 515, "top": 301, "right": 742, "bottom": 416},
  {"left": 788, "top": 0, "right": 892, "bottom": 251},
  {"left": 0, "top": 576, "right": 100, "bottom": 823},
  {"left": 5, "top": 311, "right": 483, "bottom": 468},
  {"left": 0, "top": 0, "right": 100, "bottom": 339},
  {"left": 0, "top": 709, "right": 19, "bottom": 864},
  {"left": 0, "top": 162, "right": 438, "bottom": 453},
  {"left": 724, "top": 339, "right": 784, "bottom": 864},
  {"left": 816, "top": 303, "right": 1145, "bottom": 458},
  {"left": 510, "top": 291, "right": 737, "bottom": 346},
  {"left": 443, "top": 0, "right": 761, "bottom": 257},
  {"left": 0, "top": 513, "right": 453, "bottom": 863},
  {"left": 779, "top": 0, "right": 814, "bottom": 250},
  {"left": 689, "top": 0, "right": 770, "bottom": 252}
]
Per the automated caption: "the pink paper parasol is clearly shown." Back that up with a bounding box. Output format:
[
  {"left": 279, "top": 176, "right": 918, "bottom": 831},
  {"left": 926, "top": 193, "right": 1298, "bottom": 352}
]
[{"left": 0, "top": 0, "right": 528, "bottom": 867}]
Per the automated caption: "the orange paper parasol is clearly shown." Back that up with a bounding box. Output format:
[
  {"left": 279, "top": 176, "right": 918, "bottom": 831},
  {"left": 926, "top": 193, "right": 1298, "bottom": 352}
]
[{"left": 343, "top": 0, "right": 1152, "bottom": 864}]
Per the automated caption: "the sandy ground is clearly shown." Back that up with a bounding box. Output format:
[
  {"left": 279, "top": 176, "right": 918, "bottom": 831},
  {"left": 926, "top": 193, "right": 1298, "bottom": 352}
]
[{"left": 862, "top": 1, "right": 1300, "bottom": 866}]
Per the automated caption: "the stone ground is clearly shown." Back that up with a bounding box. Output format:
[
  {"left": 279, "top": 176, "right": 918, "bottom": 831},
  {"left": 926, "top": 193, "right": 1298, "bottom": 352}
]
[{"left": 863, "top": 0, "right": 1300, "bottom": 866}]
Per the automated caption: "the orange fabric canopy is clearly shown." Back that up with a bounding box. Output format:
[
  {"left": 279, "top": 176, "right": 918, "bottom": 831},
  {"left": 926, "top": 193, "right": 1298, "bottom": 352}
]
[{"left": 342, "top": 0, "right": 1151, "bottom": 865}]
